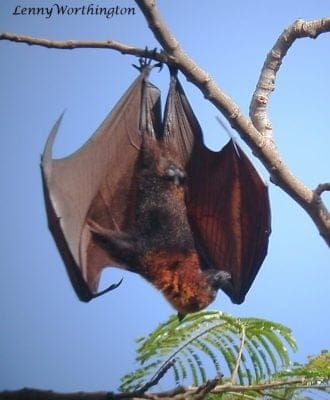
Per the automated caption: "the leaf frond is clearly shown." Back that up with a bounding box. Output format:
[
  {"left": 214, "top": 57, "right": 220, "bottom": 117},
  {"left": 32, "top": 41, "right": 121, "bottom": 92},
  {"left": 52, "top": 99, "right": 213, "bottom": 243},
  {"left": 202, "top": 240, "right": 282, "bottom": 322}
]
[{"left": 119, "top": 311, "right": 297, "bottom": 391}]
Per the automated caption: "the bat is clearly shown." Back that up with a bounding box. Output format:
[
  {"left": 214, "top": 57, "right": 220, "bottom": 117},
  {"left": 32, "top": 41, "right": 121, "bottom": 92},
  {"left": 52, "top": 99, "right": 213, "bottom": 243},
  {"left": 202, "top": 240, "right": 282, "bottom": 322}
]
[{"left": 41, "top": 62, "right": 271, "bottom": 315}]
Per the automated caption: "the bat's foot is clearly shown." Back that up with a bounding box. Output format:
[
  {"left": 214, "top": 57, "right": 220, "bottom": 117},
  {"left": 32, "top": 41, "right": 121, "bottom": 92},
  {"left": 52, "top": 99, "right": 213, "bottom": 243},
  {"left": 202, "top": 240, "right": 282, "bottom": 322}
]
[
  {"left": 132, "top": 49, "right": 163, "bottom": 73},
  {"left": 165, "top": 165, "right": 186, "bottom": 186}
]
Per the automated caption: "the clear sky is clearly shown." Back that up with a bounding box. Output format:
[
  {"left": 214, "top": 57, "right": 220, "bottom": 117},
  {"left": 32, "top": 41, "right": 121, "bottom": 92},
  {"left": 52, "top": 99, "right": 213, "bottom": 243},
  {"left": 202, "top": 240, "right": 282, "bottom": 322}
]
[{"left": 0, "top": 0, "right": 329, "bottom": 393}]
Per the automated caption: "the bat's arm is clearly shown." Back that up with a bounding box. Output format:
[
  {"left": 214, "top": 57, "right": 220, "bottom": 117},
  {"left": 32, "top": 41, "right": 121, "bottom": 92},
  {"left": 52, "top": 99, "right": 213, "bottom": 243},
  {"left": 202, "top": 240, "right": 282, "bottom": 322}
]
[{"left": 87, "top": 220, "right": 139, "bottom": 269}]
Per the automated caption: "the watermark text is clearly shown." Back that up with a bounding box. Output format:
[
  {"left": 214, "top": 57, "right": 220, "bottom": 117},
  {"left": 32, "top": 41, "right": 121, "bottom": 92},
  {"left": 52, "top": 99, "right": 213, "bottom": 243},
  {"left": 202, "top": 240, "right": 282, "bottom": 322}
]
[{"left": 12, "top": 4, "right": 136, "bottom": 19}]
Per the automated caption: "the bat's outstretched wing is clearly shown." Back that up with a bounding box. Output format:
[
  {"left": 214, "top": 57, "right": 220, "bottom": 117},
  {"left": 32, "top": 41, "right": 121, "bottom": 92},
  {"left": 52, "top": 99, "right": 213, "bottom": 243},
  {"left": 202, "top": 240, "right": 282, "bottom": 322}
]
[
  {"left": 163, "top": 72, "right": 271, "bottom": 304},
  {"left": 41, "top": 67, "right": 162, "bottom": 301}
]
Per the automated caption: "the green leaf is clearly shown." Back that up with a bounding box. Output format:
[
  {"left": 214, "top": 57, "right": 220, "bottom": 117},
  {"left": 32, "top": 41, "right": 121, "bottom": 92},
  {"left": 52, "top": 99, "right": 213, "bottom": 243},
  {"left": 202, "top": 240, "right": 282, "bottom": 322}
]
[{"left": 119, "top": 311, "right": 297, "bottom": 392}]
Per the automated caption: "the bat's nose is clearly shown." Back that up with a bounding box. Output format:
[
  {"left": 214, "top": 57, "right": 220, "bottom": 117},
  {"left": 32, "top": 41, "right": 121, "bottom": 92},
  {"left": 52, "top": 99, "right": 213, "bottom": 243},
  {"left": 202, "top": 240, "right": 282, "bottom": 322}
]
[{"left": 211, "top": 270, "right": 232, "bottom": 291}]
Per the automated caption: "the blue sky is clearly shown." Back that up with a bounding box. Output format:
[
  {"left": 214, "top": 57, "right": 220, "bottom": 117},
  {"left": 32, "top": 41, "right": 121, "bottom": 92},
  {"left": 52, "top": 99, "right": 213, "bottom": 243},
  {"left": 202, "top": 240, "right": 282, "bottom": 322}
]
[{"left": 0, "top": 0, "right": 329, "bottom": 393}]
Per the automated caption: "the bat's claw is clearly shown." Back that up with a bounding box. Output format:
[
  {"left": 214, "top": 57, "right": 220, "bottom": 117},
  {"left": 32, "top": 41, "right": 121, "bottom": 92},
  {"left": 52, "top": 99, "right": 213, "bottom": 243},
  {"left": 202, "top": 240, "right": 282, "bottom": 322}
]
[{"left": 91, "top": 278, "right": 123, "bottom": 299}]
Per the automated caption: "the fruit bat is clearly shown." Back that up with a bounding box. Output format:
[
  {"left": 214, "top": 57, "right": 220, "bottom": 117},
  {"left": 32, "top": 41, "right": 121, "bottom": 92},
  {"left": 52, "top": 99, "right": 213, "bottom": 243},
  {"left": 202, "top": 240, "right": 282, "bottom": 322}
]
[{"left": 41, "top": 63, "right": 271, "bottom": 315}]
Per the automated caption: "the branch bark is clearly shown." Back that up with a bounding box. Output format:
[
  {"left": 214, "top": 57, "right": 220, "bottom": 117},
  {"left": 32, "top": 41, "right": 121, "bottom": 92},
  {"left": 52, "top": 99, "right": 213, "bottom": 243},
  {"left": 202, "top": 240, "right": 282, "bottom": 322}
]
[
  {"left": 1, "top": 379, "right": 327, "bottom": 400},
  {"left": 0, "top": 32, "right": 167, "bottom": 62},
  {"left": 250, "top": 18, "right": 330, "bottom": 136}
]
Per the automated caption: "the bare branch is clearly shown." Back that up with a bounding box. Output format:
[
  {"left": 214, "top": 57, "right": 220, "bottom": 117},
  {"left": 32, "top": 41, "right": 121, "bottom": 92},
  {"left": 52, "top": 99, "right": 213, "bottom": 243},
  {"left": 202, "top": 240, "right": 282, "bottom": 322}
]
[
  {"left": 2, "top": 378, "right": 325, "bottom": 400},
  {"left": 0, "top": 32, "right": 167, "bottom": 63},
  {"left": 137, "top": 359, "right": 176, "bottom": 395},
  {"left": 250, "top": 18, "right": 330, "bottom": 136},
  {"left": 135, "top": 0, "right": 330, "bottom": 246},
  {"left": 193, "top": 377, "right": 221, "bottom": 399},
  {"left": 211, "top": 379, "right": 325, "bottom": 395}
]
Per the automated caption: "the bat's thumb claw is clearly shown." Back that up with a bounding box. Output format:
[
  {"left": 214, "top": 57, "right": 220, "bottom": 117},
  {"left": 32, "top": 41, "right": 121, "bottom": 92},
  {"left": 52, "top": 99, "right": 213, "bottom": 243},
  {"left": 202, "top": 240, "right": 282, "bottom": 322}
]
[{"left": 91, "top": 278, "right": 123, "bottom": 299}]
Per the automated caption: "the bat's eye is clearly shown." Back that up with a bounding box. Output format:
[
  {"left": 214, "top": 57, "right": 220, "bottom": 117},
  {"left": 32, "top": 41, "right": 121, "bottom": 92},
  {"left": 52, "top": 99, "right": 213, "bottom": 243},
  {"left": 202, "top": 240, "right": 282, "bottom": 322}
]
[{"left": 165, "top": 165, "right": 186, "bottom": 186}]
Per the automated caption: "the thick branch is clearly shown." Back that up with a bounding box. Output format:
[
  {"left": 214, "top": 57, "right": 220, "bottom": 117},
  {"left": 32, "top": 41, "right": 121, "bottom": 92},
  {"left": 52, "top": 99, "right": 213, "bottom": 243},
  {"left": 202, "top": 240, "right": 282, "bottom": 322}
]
[
  {"left": 135, "top": 0, "right": 330, "bottom": 246},
  {"left": 250, "top": 18, "right": 330, "bottom": 136},
  {"left": 248, "top": 18, "right": 330, "bottom": 243},
  {"left": 2, "top": 379, "right": 328, "bottom": 400}
]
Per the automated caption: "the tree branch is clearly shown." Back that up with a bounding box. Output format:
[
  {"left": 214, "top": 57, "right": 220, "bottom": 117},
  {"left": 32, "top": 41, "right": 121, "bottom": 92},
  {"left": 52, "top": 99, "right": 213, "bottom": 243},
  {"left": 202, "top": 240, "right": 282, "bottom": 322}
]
[
  {"left": 2, "top": 379, "right": 327, "bottom": 400},
  {"left": 136, "top": 359, "right": 176, "bottom": 395},
  {"left": 250, "top": 18, "right": 330, "bottom": 136},
  {"left": 0, "top": 32, "right": 167, "bottom": 63},
  {"left": 315, "top": 182, "right": 330, "bottom": 197}
]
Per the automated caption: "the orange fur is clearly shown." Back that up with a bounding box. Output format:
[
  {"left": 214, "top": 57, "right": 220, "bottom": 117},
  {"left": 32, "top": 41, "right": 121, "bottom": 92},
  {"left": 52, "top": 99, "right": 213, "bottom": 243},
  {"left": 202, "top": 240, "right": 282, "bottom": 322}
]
[{"left": 140, "top": 250, "right": 216, "bottom": 314}]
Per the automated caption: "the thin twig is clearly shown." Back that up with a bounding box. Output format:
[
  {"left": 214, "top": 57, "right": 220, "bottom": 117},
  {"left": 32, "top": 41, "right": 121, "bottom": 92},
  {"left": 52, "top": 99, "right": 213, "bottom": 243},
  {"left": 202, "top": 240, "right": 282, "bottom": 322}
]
[
  {"left": 231, "top": 325, "right": 246, "bottom": 384},
  {"left": 193, "top": 377, "right": 221, "bottom": 399},
  {"left": 137, "top": 359, "right": 176, "bottom": 395},
  {"left": 315, "top": 183, "right": 330, "bottom": 197},
  {"left": 0, "top": 32, "right": 167, "bottom": 62}
]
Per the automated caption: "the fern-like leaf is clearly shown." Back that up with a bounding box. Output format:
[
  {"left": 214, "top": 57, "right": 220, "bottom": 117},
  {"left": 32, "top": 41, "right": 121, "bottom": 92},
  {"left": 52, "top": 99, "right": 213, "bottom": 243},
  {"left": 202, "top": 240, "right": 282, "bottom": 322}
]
[{"left": 119, "top": 311, "right": 297, "bottom": 392}]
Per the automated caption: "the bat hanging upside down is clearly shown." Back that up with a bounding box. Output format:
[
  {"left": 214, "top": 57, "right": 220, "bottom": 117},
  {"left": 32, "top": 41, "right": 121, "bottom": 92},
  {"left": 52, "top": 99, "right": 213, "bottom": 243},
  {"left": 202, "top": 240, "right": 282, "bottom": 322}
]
[{"left": 41, "top": 62, "right": 271, "bottom": 316}]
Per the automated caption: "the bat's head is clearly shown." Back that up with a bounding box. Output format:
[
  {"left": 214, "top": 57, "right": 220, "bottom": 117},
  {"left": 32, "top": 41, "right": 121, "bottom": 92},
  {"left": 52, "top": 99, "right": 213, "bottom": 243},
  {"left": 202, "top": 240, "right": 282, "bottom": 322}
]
[
  {"left": 170, "top": 269, "right": 233, "bottom": 320},
  {"left": 140, "top": 250, "right": 227, "bottom": 317},
  {"left": 209, "top": 270, "right": 233, "bottom": 292}
]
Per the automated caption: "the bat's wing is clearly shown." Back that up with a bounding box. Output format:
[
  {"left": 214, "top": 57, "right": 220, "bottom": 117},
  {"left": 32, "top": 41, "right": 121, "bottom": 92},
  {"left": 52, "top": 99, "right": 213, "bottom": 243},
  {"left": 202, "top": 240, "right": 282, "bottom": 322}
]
[
  {"left": 163, "top": 73, "right": 271, "bottom": 304},
  {"left": 41, "top": 67, "right": 162, "bottom": 301}
]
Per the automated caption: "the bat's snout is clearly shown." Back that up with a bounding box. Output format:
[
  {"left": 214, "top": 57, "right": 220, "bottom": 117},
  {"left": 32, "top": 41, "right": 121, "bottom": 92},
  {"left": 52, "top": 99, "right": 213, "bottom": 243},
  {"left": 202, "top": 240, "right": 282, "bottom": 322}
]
[{"left": 211, "top": 270, "right": 233, "bottom": 292}]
